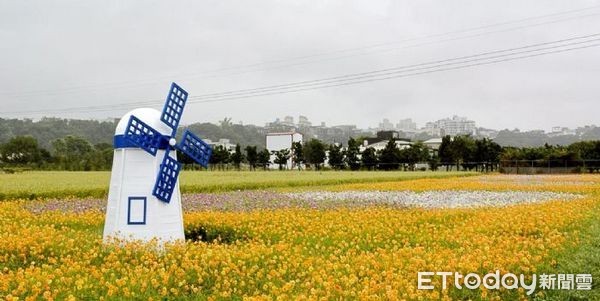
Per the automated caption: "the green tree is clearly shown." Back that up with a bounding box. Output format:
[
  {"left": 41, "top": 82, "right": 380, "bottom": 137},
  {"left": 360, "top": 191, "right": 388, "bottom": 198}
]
[
  {"left": 245, "top": 146, "right": 258, "bottom": 170},
  {"left": 304, "top": 139, "right": 326, "bottom": 170},
  {"left": 361, "top": 147, "right": 378, "bottom": 170},
  {"left": 345, "top": 138, "right": 361, "bottom": 170},
  {"left": 85, "top": 143, "right": 114, "bottom": 171},
  {"left": 257, "top": 149, "right": 271, "bottom": 170},
  {"left": 327, "top": 144, "right": 344, "bottom": 170},
  {"left": 52, "top": 136, "right": 93, "bottom": 170},
  {"left": 378, "top": 139, "right": 401, "bottom": 170},
  {"left": 272, "top": 149, "right": 290, "bottom": 170},
  {"left": 230, "top": 144, "right": 245, "bottom": 170},
  {"left": 438, "top": 135, "right": 477, "bottom": 171},
  {"left": 0, "top": 136, "right": 43, "bottom": 165},
  {"left": 291, "top": 141, "right": 304, "bottom": 170},
  {"left": 451, "top": 135, "right": 477, "bottom": 171},
  {"left": 209, "top": 145, "right": 231, "bottom": 170},
  {"left": 475, "top": 138, "right": 502, "bottom": 172},
  {"left": 428, "top": 154, "right": 440, "bottom": 171},
  {"left": 402, "top": 141, "right": 430, "bottom": 171},
  {"left": 569, "top": 141, "right": 600, "bottom": 172},
  {"left": 438, "top": 135, "right": 455, "bottom": 171}
]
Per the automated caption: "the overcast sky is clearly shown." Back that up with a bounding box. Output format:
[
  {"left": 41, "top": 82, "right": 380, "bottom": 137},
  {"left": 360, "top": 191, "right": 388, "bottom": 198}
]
[{"left": 1, "top": 0, "right": 599, "bottom": 131}]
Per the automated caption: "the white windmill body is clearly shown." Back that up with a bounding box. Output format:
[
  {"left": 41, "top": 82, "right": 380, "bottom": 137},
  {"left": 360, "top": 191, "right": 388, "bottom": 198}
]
[
  {"left": 103, "top": 108, "right": 184, "bottom": 242},
  {"left": 102, "top": 83, "right": 212, "bottom": 243}
]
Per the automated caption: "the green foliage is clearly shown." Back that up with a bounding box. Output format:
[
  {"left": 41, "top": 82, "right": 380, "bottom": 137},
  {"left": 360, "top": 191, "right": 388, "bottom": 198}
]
[
  {"left": 0, "top": 135, "right": 113, "bottom": 171},
  {"left": 230, "top": 144, "right": 245, "bottom": 170},
  {"left": 501, "top": 141, "right": 600, "bottom": 171},
  {"left": 257, "top": 149, "right": 271, "bottom": 170},
  {"left": 245, "top": 145, "right": 258, "bottom": 170},
  {"left": 361, "top": 147, "right": 378, "bottom": 170},
  {"left": 474, "top": 138, "right": 502, "bottom": 171},
  {"left": 0, "top": 136, "right": 43, "bottom": 165},
  {"left": 272, "top": 149, "right": 291, "bottom": 170},
  {"left": 400, "top": 141, "right": 430, "bottom": 171},
  {"left": 291, "top": 142, "right": 304, "bottom": 170},
  {"left": 52, "top": 136, "right": 100, "bottom": 171},
  {"left": 438, "top": 135, "right": 455, "bottom": 170},
  {"left": 0, "top": 117, "right": 117, "bottom": 150},
  {"left": 428, "top": 155, "right": 440, "bottom": 171},
  {"left": 327, "top": 144, "right": 344, "bottom": 169},
  {"left": 438, "top": 135, "right": 501, "bottom": 171},
  {"left": 304, "top": 139, "right": 326, "bottom": 170},
  {"left": 378, "top": 139, "right": 401, "bottom": 170},
  {"left": 209, "top": 145, "right": 231, "bottom": 169},
  {"left": 345, "top": 138, "right": 361, "bottom": 170},
  {"left": 2, "top": 120, "right": 599, "bottom": 174}
]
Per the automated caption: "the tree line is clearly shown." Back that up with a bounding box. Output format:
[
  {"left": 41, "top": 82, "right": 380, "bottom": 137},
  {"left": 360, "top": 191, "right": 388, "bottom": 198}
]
[
  {"left": 501, "top": 140, "right": 600, "bottom": 172},
  {"left": 2, "top": 134, "right": 600, "bottom": 173}
]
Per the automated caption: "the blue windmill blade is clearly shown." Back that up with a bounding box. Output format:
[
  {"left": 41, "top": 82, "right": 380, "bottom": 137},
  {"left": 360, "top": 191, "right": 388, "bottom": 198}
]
[
  {"left": 152, "top": 151, "right": 182, "bottom": 203},
  {"left": 160, "top": 82, "right": 188, "bottom": 136},
  {"left": 176, "top": 129, "right": 212, "bottom": 168},
  {"left": 124, "top": 115, "right": 164, "bottom": 156}
]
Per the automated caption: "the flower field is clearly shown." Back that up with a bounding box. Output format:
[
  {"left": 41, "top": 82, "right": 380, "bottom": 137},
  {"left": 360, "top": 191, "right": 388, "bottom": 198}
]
[{"left": 1, "top": 173, "right": 600, "bottom": 300}]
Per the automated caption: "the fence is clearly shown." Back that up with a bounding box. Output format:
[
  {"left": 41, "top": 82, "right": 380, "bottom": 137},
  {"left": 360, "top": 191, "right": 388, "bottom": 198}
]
[
  {"left": 499, "top": 160, "right": 600, "bottom": 174},
  {"left": 195, "top": 160, "right": 600, "bottom": 174}
]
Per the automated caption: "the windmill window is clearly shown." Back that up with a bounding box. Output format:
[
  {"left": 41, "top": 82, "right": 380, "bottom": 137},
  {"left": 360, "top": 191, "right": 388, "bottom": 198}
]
[{"left": 127, "top": 196, "right": 147, "bottom": 225}]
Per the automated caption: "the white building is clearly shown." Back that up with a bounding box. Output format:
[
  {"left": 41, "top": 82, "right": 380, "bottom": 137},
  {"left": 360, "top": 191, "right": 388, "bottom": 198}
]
[
  {"left": 439, "top": 116, "right": 476, "bottom": 136},
  {"left": 423, "top": 116, "right": 476, "bottom": 137},
  {"left": 204, "top": 138, "right": 236, "bottom": 152},
  {"left": 360, "top": 139, "right": 412, "bottom": 152},
  {"left": 423, "top": 138, "right": 443, "bottom": 156},
  {"left": 549, "top": 126, "right": 576, "bottom": 137},
  {"left": 266, "top": 132, "right": 303, "bottom": 169}
]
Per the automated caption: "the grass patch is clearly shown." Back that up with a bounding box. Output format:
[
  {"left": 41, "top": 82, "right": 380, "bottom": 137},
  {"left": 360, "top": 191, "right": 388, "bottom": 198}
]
[
  {"left": 0, "top": 170, "right": 476, "bottom": 200},
  {"left": 533, "top": 200, "right": 600, "bottom": 300}
]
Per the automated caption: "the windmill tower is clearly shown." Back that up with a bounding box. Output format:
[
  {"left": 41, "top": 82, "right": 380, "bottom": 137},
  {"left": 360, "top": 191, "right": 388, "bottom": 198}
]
[{"left": 103, "top": 83, "right": 211, "bottom": 243}]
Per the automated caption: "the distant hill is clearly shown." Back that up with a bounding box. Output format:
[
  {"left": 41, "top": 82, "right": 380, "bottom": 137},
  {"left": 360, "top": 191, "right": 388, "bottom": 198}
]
[
  {"left": 0, "top": 117, "right": 266, "bottom": 150},
  {"left": 185, "top": 122, "right": 265, "bottom": 148},
  {"left": 493, "top": 128, "right": 600, "bottom": 147},
  {"left": 0, "top": 117, "right": 118, "bottom": 149},
  {"left": 2, "top": 117, "right": 600, "bottom": 150}
]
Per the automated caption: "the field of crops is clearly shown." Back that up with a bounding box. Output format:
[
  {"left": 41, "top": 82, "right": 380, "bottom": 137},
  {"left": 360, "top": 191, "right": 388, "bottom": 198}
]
[{"left": 1, "top": 172, "right": 599, "bottom": 300}]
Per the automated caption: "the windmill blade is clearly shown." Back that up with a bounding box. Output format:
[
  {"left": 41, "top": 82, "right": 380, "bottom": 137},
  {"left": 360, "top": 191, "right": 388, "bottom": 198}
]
[
  {"left": 160, "top": 82, "right": 188, "bottom": 136},
  {"left": 152, "top": 151, "right": 182, "bottom": 203},
  {"left": 124, "top": 115, "right": 165, "bottom": 156},
  {"left": 176, "top": 129, "right": 212, "bottom": 168}
]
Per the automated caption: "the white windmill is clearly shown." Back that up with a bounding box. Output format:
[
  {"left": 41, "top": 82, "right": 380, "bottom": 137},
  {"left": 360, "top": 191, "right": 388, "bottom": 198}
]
[{"left": 103, "top": 83, "right": 212, "bottom": 243}]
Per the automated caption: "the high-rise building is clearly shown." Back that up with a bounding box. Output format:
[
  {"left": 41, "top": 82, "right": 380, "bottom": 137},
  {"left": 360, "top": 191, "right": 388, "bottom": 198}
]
[
  {"left": 396, "top": 118, "right": 417, "bottom": 131},
  {"left": 283, "top": 116, "right": 294, "bottom": 126},
  {"left": 421, "top": 116, "right": 476, "bottom": 136},
  {"left": 436, "top": 115, "right": 476, "bottom": 136},
  {"left": 423, "top": 122, "right": 441, "bottom": 136},
  {"left": 378, "top": 118, "right": 394, "bottom": 131},
  {"left": 298, "top": 115, "right": 312, "bottom": 127}
]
